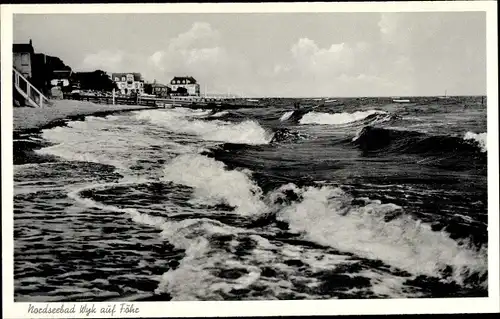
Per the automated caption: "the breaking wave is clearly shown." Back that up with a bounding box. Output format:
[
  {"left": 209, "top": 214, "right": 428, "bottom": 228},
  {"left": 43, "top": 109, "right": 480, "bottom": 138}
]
[
  {"left": 271, "top": 183, "right": 488, "bottom": 288},
  {"left": 208, "top": 111, "right": 230, "bottom": 118},
  {"left": 352, "top": 126, "right": 487, "bottom": 157},
  {"left": 35, "top": 116, "right": 193, "bottom": 170},
  {"left": 162, "top": 154, "right": 267, "bottom": 216},
  {"left": 136, "top": 109, "right": 271, "bottom": 145},
  {"left": 463, "top": 131, "right": 487, "bottom": 152},
  {"left": 158, "top": 153, "right": 488, "bottom": 289},
  {"left": 299, "top": 110, "right": 388, "bottom": 125},
  {"left": 279, "top": 111, "right": 294, "bottom": 122}
]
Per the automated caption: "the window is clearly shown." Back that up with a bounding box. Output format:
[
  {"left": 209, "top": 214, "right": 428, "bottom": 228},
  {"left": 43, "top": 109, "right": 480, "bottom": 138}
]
[
  {"left": 121, "top": 77, "right": 126, "bottom": 81},
  {"left": 21, "top": 53, "right": 29, "bottom": 65},
  {"left": 115, "top": 77, "right": 119, "bottom": 81}
]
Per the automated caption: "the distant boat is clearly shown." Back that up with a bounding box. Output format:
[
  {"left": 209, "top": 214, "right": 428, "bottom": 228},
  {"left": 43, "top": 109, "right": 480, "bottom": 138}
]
[
  {"left": 438, "top": 90, "right": 449, "bottom": 99},
  {"left": 393, "top": 99, "right": 411, "bottom": 103}
]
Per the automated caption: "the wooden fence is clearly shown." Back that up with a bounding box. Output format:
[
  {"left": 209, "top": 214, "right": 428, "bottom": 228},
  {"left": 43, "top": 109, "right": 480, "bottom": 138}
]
[{"left": 63, "top": 94, "right": 267, "bottom": 110}]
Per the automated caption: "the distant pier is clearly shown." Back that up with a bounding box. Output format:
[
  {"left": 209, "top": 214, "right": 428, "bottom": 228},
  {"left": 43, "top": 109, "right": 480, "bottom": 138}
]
[{"left": 67, "top": 93, "right": 266, "bottom": 110}]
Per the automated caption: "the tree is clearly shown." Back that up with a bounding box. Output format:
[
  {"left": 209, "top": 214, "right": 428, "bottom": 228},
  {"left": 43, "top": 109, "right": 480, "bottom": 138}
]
[
  {"left": 31, "top": 53, "right": 73, "bottom": 95},
  {"left": 74, "top": 70, "right": 117, "bottom": 92},
  {"left": 144, "top": 83, "right": 153, "bottom": 95}
]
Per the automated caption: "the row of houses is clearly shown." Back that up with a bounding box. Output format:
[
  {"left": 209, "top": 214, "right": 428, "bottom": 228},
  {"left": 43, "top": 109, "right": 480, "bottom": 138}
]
[
  {"left": 112, "top": 73, "right": 201, "bottom": 97},
  {"left": 13, "top": 39, "right": 202, "bottom": 99}
]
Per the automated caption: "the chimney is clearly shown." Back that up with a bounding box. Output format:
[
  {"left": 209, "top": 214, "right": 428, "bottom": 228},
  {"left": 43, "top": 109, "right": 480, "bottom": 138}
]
[{"left": 29, "top": 39, "right": 32, "bottom": 46}]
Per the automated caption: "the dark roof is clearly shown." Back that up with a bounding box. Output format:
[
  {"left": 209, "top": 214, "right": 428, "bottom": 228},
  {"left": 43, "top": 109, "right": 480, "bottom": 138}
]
[
  {"left": 111, "top": 73, "right": 142, "bottom": 81},
  {"left": 171, "top": 76, "right": 197, "bottom": 84},
  {"left": 52, "top": 70, "right": 73, "bottom": 79},
  {"left": 151, "top": 83, "right": 168, "bottom": 88},
  {"left": 13, "top": 43, "right": 34, "bottom": 54}
]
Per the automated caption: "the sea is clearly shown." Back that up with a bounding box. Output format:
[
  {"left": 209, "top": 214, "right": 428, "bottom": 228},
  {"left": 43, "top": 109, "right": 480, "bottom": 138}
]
[{"left": 13, "top": 96, "right": 488, "bottom": 301}]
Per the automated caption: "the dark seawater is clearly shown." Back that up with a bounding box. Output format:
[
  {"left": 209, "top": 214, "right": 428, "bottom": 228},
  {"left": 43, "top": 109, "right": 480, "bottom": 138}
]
[{"left": 14, "top": 97, "right": 488, "bottom": 301}]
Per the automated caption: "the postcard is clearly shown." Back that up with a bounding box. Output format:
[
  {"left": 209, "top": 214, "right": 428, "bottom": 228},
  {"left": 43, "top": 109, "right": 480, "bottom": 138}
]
[{"left": 2, "top": 1, "right": 498, "bottom": 317}]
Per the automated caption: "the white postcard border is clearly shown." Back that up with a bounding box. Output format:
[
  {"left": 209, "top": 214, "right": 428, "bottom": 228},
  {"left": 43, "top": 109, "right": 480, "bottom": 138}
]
[{"left": 2, "top": 2, "right": 498, "bottom": 318}]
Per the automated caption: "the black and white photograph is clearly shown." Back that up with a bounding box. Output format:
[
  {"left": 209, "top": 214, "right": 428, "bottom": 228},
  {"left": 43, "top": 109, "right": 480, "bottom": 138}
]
[{"left": 2, "top": 1, "right": 499, "bottom": 317}]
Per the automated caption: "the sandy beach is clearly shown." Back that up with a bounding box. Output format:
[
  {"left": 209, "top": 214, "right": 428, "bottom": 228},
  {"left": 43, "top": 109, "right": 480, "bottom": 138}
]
[{"left": 13, "top": 100, "right": 155, "bottom": 132}]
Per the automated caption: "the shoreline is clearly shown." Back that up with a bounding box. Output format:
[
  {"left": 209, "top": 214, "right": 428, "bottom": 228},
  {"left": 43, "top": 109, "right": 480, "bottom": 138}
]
[
  {"left": 13, "top": 100, "right": 156, "bottom": 165},
  {"left": 13, "top": 100, "right": 156, "bottom": 135}
]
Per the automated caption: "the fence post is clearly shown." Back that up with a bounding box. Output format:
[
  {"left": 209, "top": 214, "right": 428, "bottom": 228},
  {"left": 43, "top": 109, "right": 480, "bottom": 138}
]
[
  {"left": 26, "top": 82, "right": 31, "bottom": 104},
  {"left": 112, "top": 89, "right": 116, "bottom": 105}
]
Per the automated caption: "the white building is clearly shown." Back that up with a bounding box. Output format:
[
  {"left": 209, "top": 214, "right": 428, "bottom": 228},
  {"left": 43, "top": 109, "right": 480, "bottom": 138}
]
[
  {"left": 170, "top": 76, "right": 200, "bottom": 96},
  {"left": 112, "top": 72, "right": 144, "bottom": 95}
]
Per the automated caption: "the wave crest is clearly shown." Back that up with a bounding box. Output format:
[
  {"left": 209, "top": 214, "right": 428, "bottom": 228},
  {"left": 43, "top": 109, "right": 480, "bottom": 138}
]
[
  {"left": 299, "top": 110, "right": 388, "bottom": 125},
  {"left": 464, "top": 132, "right": 487, "bottom": 152},
  {"left": 272, "top": 184, "right": 488, "bottom": 287},
  {"left": 353, "top": 126, "right": 487, "bottom": 156},
  {"left": 136, "top": 109, "right": 271, "bottom": 145},
  {"left": 162, "top": 154, "right": 267, "bottom": 216}
]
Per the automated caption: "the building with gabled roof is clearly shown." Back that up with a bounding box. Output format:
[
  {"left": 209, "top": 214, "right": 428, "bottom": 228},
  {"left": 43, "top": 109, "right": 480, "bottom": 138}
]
[
  {"left": 170, "top": 75, "right": 200, "bottom": 96},
  {"left": 13, "top": 39, "right": 35, "bottom": 78},
  {"left": 150, "top": 82, "right": 170, "bottom": 97},
  {"left": 111, "top": 72, "right": 144, "bottom": 95}
]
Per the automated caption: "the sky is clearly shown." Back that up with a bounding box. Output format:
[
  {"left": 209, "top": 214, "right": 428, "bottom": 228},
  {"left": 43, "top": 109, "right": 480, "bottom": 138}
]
[{"left": 13, "top": 12, "right": 486, "bottom": 97}]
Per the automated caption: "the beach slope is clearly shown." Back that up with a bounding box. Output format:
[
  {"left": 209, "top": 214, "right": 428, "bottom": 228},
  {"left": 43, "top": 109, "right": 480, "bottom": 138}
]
[{"left": 13, "top": 100, "right": 154, "bottom": 132}]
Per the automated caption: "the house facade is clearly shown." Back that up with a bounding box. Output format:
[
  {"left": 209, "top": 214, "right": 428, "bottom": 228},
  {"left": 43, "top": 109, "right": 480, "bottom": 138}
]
[
  {"left": 151, "top": 83, "right": 170, "bottom": 97},
  {"left": 112, "top": 72, "right": 144, "bottom": 95},
  {"left": 170, "top": 76, "right": 200, "bottom": 96},
  {"left": 13, "top": 40, "right": 35, "bottom": 79}
]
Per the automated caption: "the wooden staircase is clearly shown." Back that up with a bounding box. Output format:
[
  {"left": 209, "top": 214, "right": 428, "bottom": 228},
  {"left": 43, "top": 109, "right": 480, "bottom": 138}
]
[{"left": 13, "top": 68, "right": 51, "bottom": 108}]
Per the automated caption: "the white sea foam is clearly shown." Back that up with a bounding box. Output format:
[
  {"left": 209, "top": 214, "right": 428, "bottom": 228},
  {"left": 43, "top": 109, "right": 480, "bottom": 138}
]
[
  {"left": 68, "top": 178, "right": 482, "bottom": 300},
  {"left": 209, "top": 111, "right": 229, "bottom": 118},
  {"left": 464, "top": 131, "right": 487, "bottom": 152},
  {"left": 36, "top": 116, "right": 192, "bottom": 170},
  {"left": 68, "top": 183, "right": 267, "bottom": 300},
  {"left": 299, "top": 110, "right": 387, "bottom": 125},
  {"left": 136, "top": 109, "right": 271, "bottom": 145},
  {"left": 273, "top": 184, "right": 488, "bottom": 287},
  {"left": 37, "top": 122, "right": 130, "bottom": 170},
  {"left": 279, "top": 111, "right": 294, "bottom": 122},
  {"left": 162, "top": 154, "right": 267, "bottom": 216}
]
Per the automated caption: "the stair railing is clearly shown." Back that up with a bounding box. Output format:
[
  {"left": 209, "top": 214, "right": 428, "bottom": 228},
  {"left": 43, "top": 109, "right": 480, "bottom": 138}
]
[{"left": 13, "top": 68, "right": 51, "bottom": 108}]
